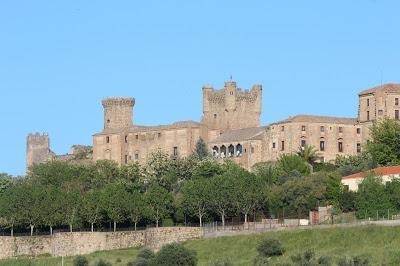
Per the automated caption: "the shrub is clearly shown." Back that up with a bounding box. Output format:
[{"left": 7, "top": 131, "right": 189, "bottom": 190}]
[
  {"left": 290, "top": 250, "right": 315, "bottom": 265},
  {"left": 152, "top": 243, "right": 197, "bottom": 266},
  {"left": 127, "top": 257, "right": 151, "bottom": 266},
  {"left": 207, "top": 257, "right": 234, "bottom": 266},
  {"left": 162, "top": 218, "right": 174, "bottom": 226},
  {"left": 116, "top": 258, "right": 122, "bottom": 263},
  {"left": 256, "top": 238, "right": 284, "bottom": 257},
  {"left": 317, "top": 255, "right": 332, "bottom": 266},
  {"left": 338, "top": 256, "right": 369, "bottom": 266},
  {"left": 73, "top": 256, "right": 89, "bottom": 266},
  {"left": 95, "top": 259, "right": 112, "bottom": 266},
  {"left": 137, "top": 248, "right": 155, "bottom": 260}
]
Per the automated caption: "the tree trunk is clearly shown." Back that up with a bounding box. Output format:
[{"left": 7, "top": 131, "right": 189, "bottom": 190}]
[
  {"left": 222, "top": 214, "right": 225, "bottom": 230},
  {"left": 30, "top": 224, "right": 34, "bottom": 236},
  {"left": 91, "top": 223, "right": 94, "bottom": 232},
  {"left": 69, "top": 224, "right": 73, "bottom": 233},
  {"left": 50, "top": 226, "right": 53, "bottom": 235},
  {"left": 199, "top": 215, "right": 202, "bottom": 227},
  {"left": 244, "top": 213, "right": 248, "bottom": 223},
  {"left": 156, "top": 219, "right": 159, "bottom": 228},
  {"left": 11, "top": 225, "right": 13, "bottom": 237},
  {"left": 113, "top": 221, "right": 116, "bottom": 232},
  {"left": 134, "top": 222, "right": 137, "bottom": 231}
]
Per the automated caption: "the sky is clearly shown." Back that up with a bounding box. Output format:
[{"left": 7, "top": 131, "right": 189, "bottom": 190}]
[{"left": 0, "top": 0, "right": 399, "bottom": 176}]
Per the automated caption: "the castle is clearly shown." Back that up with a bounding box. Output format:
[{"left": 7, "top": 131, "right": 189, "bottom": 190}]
[{"left": 27, "top": 81, "right": 400, "bottom": 170}]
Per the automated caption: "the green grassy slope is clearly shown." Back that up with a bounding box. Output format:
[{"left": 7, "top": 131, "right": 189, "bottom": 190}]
[{"left": 2, "top": 225, "right": 400, "bottom": 265}]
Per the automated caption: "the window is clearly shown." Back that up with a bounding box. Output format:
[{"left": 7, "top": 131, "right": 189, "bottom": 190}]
[
  {"left": 124, "top": 135, "right": 128, "bottom": 143},
  {"left": 301, "top": 139, "right": 306, "bottom": 147},
  {"left": 339, "top": 127, "right": 343, "bottom": 133},
  {"left": 230, "top": 91, "right": 233, "bottom": 95},
  {"left": 367, "top": 111, "right": 370, "bottom": 121},
  {"left": 396, "top": 98, "right": 399, "bottom": 106},
  {"left": 320, "top": 126, "right": 325, "bottom": 132},
  {"left": 124, "top": 155, "right": 128, "bottom": 164},
  {"left": 135, "top": 134, "right": 139, "bottom": 140},
  {"left": 107, "top": 119, "right": 110, "bottom": 124},
  {"left": 281, "top": 141, "right": 285, "bottom": 151},
  {"left": 378, "top": 110, "right": 383, "bottom": 116},
  {"left": 135, "top": 153, "right": 139, "bottom": 160},
  {"left": 338, "top": 141, "right": 343, "bottom": 153},
  {"left": 173, "top": 146, "right": 178, "bottom": 156},
  {"left": 158, "top": 132, "right": 162, "bottom": 138},
  {"left": 357, "top": 128, "right": 361, "bottom": 134},
  {"left": 106, "top": 136, "right": 110, "bottom": 143},
  {"left": 272, "top": 142, "right": 276, "bottom": 149},
  {"left": 396, "top": 110, "right": 399, "bottom": 120},
  {"left": 281, "top": 126, "right": 285, "bottom": 132},
  {"left": 320, "top": 141, "right": 325, "bottom": 151},
  {"left": 357, "top": 143, "right": 361, "bottom": 153},
  {"left": 214, "top": 114, "right": 217, "bottom": 119},
  {"left": 301, "top": 125, "right": 306, "bottom": 131},
  {"left": 367, "top": 99, "right": 370, "bottom": 106}
]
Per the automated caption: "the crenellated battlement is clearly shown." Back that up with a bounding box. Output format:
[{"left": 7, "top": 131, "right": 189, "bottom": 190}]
[{"left": 102, "top": 97, "right": 135, "bottom": 108}]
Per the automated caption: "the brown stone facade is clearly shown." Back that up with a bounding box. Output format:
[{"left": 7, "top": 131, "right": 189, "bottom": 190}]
[{"left": 26, "top": 82, "right": 400, "bottom": 171}]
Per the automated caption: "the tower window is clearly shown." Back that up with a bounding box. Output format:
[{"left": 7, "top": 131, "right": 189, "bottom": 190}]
[
  {"left": 173, "top": 146, "right": 178, "bottom": 156},
  {"left": 106, "top": 136, "right": 110, "bottom": 143},
  {"left": 339, "top": 127, "right": 343, "bottom": 133},
  {"left": 281, "top": 126, "right": 285, "bottom": 132},
  {"left": 107, "top": 119, "right": 110, "bottom": 124},
  {"left": 357, "top": 143, "right": 361, "bottom": 153},
  {"left": 301, "top": 139, "right": 306, "bottom": 147},
  {"left": 124, "top": 135, "right": 128, "bottom": 143},
  {"left": 378, "top": 110, "right": 383, "bottom": 116},
  {"left": 272, "top": 142, "right": 276, "bottom": 149},
  {"left": 230, "top": 91, "right": 233, "bottom": 95},
  {"left": 396, "top": 98, "right": 399, "bottom": 106},
  {"left": 301, "top": 125, "right": 306, "bottom": 131},
  {"left": 357, "top": 128, "right": 361, "bottom": 134},
  {"left": 124, "top": 155, "right": 128, "bottom": 164},
  {"left": 320, "top": 126, "right": 325, "bottom": 132},
  {"left": 135, "top": 153, "right": 139, "bottom": 160},
  {"left": 338, "top": 141, "right": 343, "bottom": 153},
  {"left": 367, "top": 111, "right": 370, "bottom": 121},
  {"left": 281, "top": 141, "right": 285, "bottom": 151},
  {"left": 214, "top": 114, "right": 217, "bottom": 119},
  {"left": 396, "top": 110, "right": 399, "bottom": 120},
  {"left": 367, "top": 99, "right": 370, "bottom": 106},
  {"left": 320, "top": 141, "right": 325, "bottom": 151},
  {"left": 158, "top": 132, "right": 162, "bottom": 138},
  {"left": 135, "top": 134, "right": 139, "bottom": 140}
]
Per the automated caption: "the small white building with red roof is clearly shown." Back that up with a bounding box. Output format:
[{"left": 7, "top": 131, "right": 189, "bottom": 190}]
[{"left": 342, "top": 166, "right": 400, "bottom": 191}]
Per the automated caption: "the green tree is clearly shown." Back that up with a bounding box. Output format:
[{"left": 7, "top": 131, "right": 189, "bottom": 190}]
[
  {"left": 82, "top": 189, "right": 103, "bottom": 232},
  {"left": 152, "top": 243, "right": 197, "bottom": 266},
  {"left": 366, "top": 118, "right": 400, "bottom": 166},
  {"left": 181, "top": 179, "right": 210, "bottom": 226},
  {"left": 0, "top": 183, "right": 22, "bottom": 236},
  {"left": 253, "top": 162, "right": 278, "bottom": 185},
  {"left": 62, "top": 188, "right": 83, "bottom": 232},
  {"left": 0, "top": 173, "right": 13, "bottom": 195},
  {"left": 41, "top": 186, "right": 63, "bottom": 235},
  {"left": 209, "top": 174, "right": 235, "bottom": 228},
  {"left": 276, "top": 154, "right": 311, "bottom": 177},
  {"left": 297, "top": 145, "right": 320, "bottom": 165},
  {"left": 336, "top": 152, "right": 376, "bottom": 177},
  {"left": 127, "top": 191, "right": 147, "bottom": 230},
  {"left": 194, "top": 137, "right": 209, "bottom": 160},
  {"left": 101, "top": 183, "right": 129, "bottom": 231},
  {"left": 356, "top": 175, "right": 394, "bottom": 218},
  {"left": 145, "top": 184, "right": 173, "bottom": 227},
  {"left": 145, "top": 148, "right": 173, "bottom": 185},
  {"left": 192, "top": 158, "right": 224, "bottom": 179}
]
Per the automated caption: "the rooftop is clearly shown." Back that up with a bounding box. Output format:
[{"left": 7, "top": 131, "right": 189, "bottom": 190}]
[
  {"left": 358, "top": 83, "right": 400, "bottom": 96},
  {"left": 210, "top": 127, "right": 266, "bottom": 143},
  {"left": 342, "top": 166, "right": 400, "bottom": 180},
  {"left": 270, "top": 115, "right": 357, "bottom": 125}
]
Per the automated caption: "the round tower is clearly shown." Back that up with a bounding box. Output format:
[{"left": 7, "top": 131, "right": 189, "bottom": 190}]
[{"left": 102, "top": 97, "right": 135, "bottom": 129}]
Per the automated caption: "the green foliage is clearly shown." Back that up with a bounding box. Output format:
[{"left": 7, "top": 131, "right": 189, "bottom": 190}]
[
  {"left": 337, "top": 256, "right": 369, "bottom": 266},
  {"left": 192, "top": 158, "right": 224, "bottom": 179},
  {"left": 297, "top": 145, "right": 320, "bottom": 165},
  {"left": 194, "top": 137, "right": 209, "bottom": 160},
  {"left": 0, "top": 173, "right": 13, "bottom": 195},
  {"left": 336, "top": 153, "right": 376, "bottom": 177},
  {"left": 253, "top": 162, "right": 278, "bottom": 185},
  {"left": 152, "top": 243, "right": 197, "bottom": 266},
  {"left": 339, "top": 190, "right": 356, "bottom": 212},
  {"left": 208, "top": 173, "right": 235, "bottom": 225},
  {"left": 313, "top": 163, "right": 337, "bottom": 173},
  {"left": 276, "top": 154, "right": 311, "bottom": 178},
  {"left": 73, "top": 255, "right": 89, "bottom": 266},
  {"left": 127, "top": 191, "right": 147, "bottom": 229},
  {"left": 182, "top": 178, "right": 210, "bottom": 226},
  {"left": 290, "top": 249, "right": 315, "bottom": 265},
  {"left": 207, "top": 257, "right": 234, "bottom": 266},
  {"left": 366, "top": 118, "right": 400, "bottom": 166},
  {"left": 355, "top": 176, "right": 394, "bottom": 218},
  {"left": 82, "top": 189, "right": 103, "bottom": 230},
  {"left": 95, "top": 259, "right": 112, "bottom": 266},
  {"left": 137, "top": 248, "right": 155, "bottom": 260},
  {"left": 101, "top": 183, "right": 129, "bottom": 229},
  {"left": 145, "top": 184, "right": 173, "bottom": 227},
  {"left": 256, "top": 238, "right": 285, "bottom": 257}
]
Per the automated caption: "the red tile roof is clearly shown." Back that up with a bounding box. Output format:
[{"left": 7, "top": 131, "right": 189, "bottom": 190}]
[{"left": 342, "top": 166, "right": 400, "bottom": 180}]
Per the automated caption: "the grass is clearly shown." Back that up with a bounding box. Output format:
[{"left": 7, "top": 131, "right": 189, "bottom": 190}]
[{"left": 2, "top": 225, "right": 400, "bottom": 265}]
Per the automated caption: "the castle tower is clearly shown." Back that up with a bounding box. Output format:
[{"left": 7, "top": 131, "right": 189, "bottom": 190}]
[
  {"left": 102, "top": 97, "right": 135, "bottom": 129},
  {"left": 26, "top": 132, "right": 52, "bottom": 170},
  {"left": 201, "top": 81, "right": 262, "bottom": 131}
]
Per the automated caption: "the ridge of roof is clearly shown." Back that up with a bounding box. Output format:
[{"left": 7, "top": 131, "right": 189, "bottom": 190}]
[{"left": 358, "top": 83, "right": 400, "bottom": 96}]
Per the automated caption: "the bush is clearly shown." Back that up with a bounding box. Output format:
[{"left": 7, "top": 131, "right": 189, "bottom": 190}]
[
  {"left": 95, "top": 259, "right": 112, "bottom": 266},
  {"left": 127, "top": 257, "right": 151, "bottom": 266},
  {"left": 162, "top": 218, "right": 174, "bottom": 226},
  {"left": 152, "top": 243, "right": 197, "bottom": 266},
  {"left": 207, "top": 257, "right": 234, "bottom": 266},
  {"left": 137, "top": 248, "right": 155, "bottom": 260},
  {"left": 256, "top": 238, "right": 284, "bottom": 257},
  {"left": 74, "top": 256, "right": 89, "bottom": 266},
  {"left": 317, "top": 255, "right": 332, "bottom": 266},
  {"left": 338, "top": 256, "right": 369, "bottom": 266},
  {"left": 290, "top": 249, "right": 314, "bottom": 265}
]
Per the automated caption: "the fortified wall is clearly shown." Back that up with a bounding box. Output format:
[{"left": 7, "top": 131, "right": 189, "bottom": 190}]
[{"left": 0, "top": 227, "right": 203, "bottom": 259}]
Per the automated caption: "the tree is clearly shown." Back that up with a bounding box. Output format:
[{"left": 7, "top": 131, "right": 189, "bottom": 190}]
[
  {"left": 0, "top": 183, "right": 21, "bottom": 236},
  {"left": 194, "top": 138, "right": 209, "bottom": 159},
  {"left": 209, "top": 174, "right": 235, "bottom": 228},
  {"left": 41, "top": 186, "right": 63, "bottom": 235},
  {"left": 145, "top": 148, "right": 173, "bottom": 185},
  {"left": 127, "top": 191, "right": 147, "bottom": 230},
  {"left": 62, "top": 188, "right": 83, "bottom": 232},
  {"left": 181, "top": 179, "right": 210, "bottom": 227},
  {"left": 253, "top": 162, "right": 278, "bottom": 185},
  {"left": 336, "top": 152, "right": 376, "bottom": 177},
  {"left": 366, "top": 118, "right": 400, "bottom": 166},
  {"left": 145, "top": 184, "right": 173, "bottom": 227},
  {"left": 101, "top": 183, "right": 129, "bottom": 231},
  {"left": 297, "top": 145, "right": 320, "bottom": 165},
  {"left": 0, "top": 173, "right": 13, "bottom": 195},
  {"left": 276, "top": 154, "right": 311, "bottom": 177},
  {"left": 152, "top": 243, "right": 197, "bottom": 266},
  {"left": 82, "top": 189, "right": 103, "bottom": 232},
  {"left": 356, "top": 175, "right": 394, "bottom": 218},
  {"left": 192, "top": 158, "right": 224, "bottom": 179}
]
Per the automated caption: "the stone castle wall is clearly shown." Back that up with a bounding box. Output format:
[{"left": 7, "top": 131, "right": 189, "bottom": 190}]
[{"left": 0, "top": 227, "right": 203, "bottom": 260}]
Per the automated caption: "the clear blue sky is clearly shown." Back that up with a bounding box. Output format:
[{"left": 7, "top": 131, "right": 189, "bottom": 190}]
[{"left": 1, "top": 1, "right": 399, "bottom": 176}]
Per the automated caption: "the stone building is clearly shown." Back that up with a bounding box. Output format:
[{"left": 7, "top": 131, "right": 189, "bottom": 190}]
[{"left": 27, "top": 81, "right": 400, "bottom": 171}]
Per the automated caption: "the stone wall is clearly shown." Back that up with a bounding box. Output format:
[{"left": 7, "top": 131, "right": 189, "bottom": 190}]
[{"left": 0, "top": 227, "right": 203, "bottom": 260}]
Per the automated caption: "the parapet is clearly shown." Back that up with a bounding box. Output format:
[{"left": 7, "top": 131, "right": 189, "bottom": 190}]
[{"left": 102, "top": 97, "right": 135, "bottom": 107}]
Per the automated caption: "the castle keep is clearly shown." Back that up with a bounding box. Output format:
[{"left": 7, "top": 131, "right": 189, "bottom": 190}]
[{"left": 27, "top": 81, "right": 400, "bottom": 170}]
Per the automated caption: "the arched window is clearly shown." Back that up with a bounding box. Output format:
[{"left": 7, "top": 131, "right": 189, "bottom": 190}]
[
  {"left": 228, "top": 144, "right": 234, "bottom": 157},
  {"left": 236, "top": 144, "right": 243, "bottom": 157},
  {"left": 212, "top": 146, "right": 219, "bottom": 157},
  {"left": 220, "top": 145, "right": 226, "bottom": 158}
]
